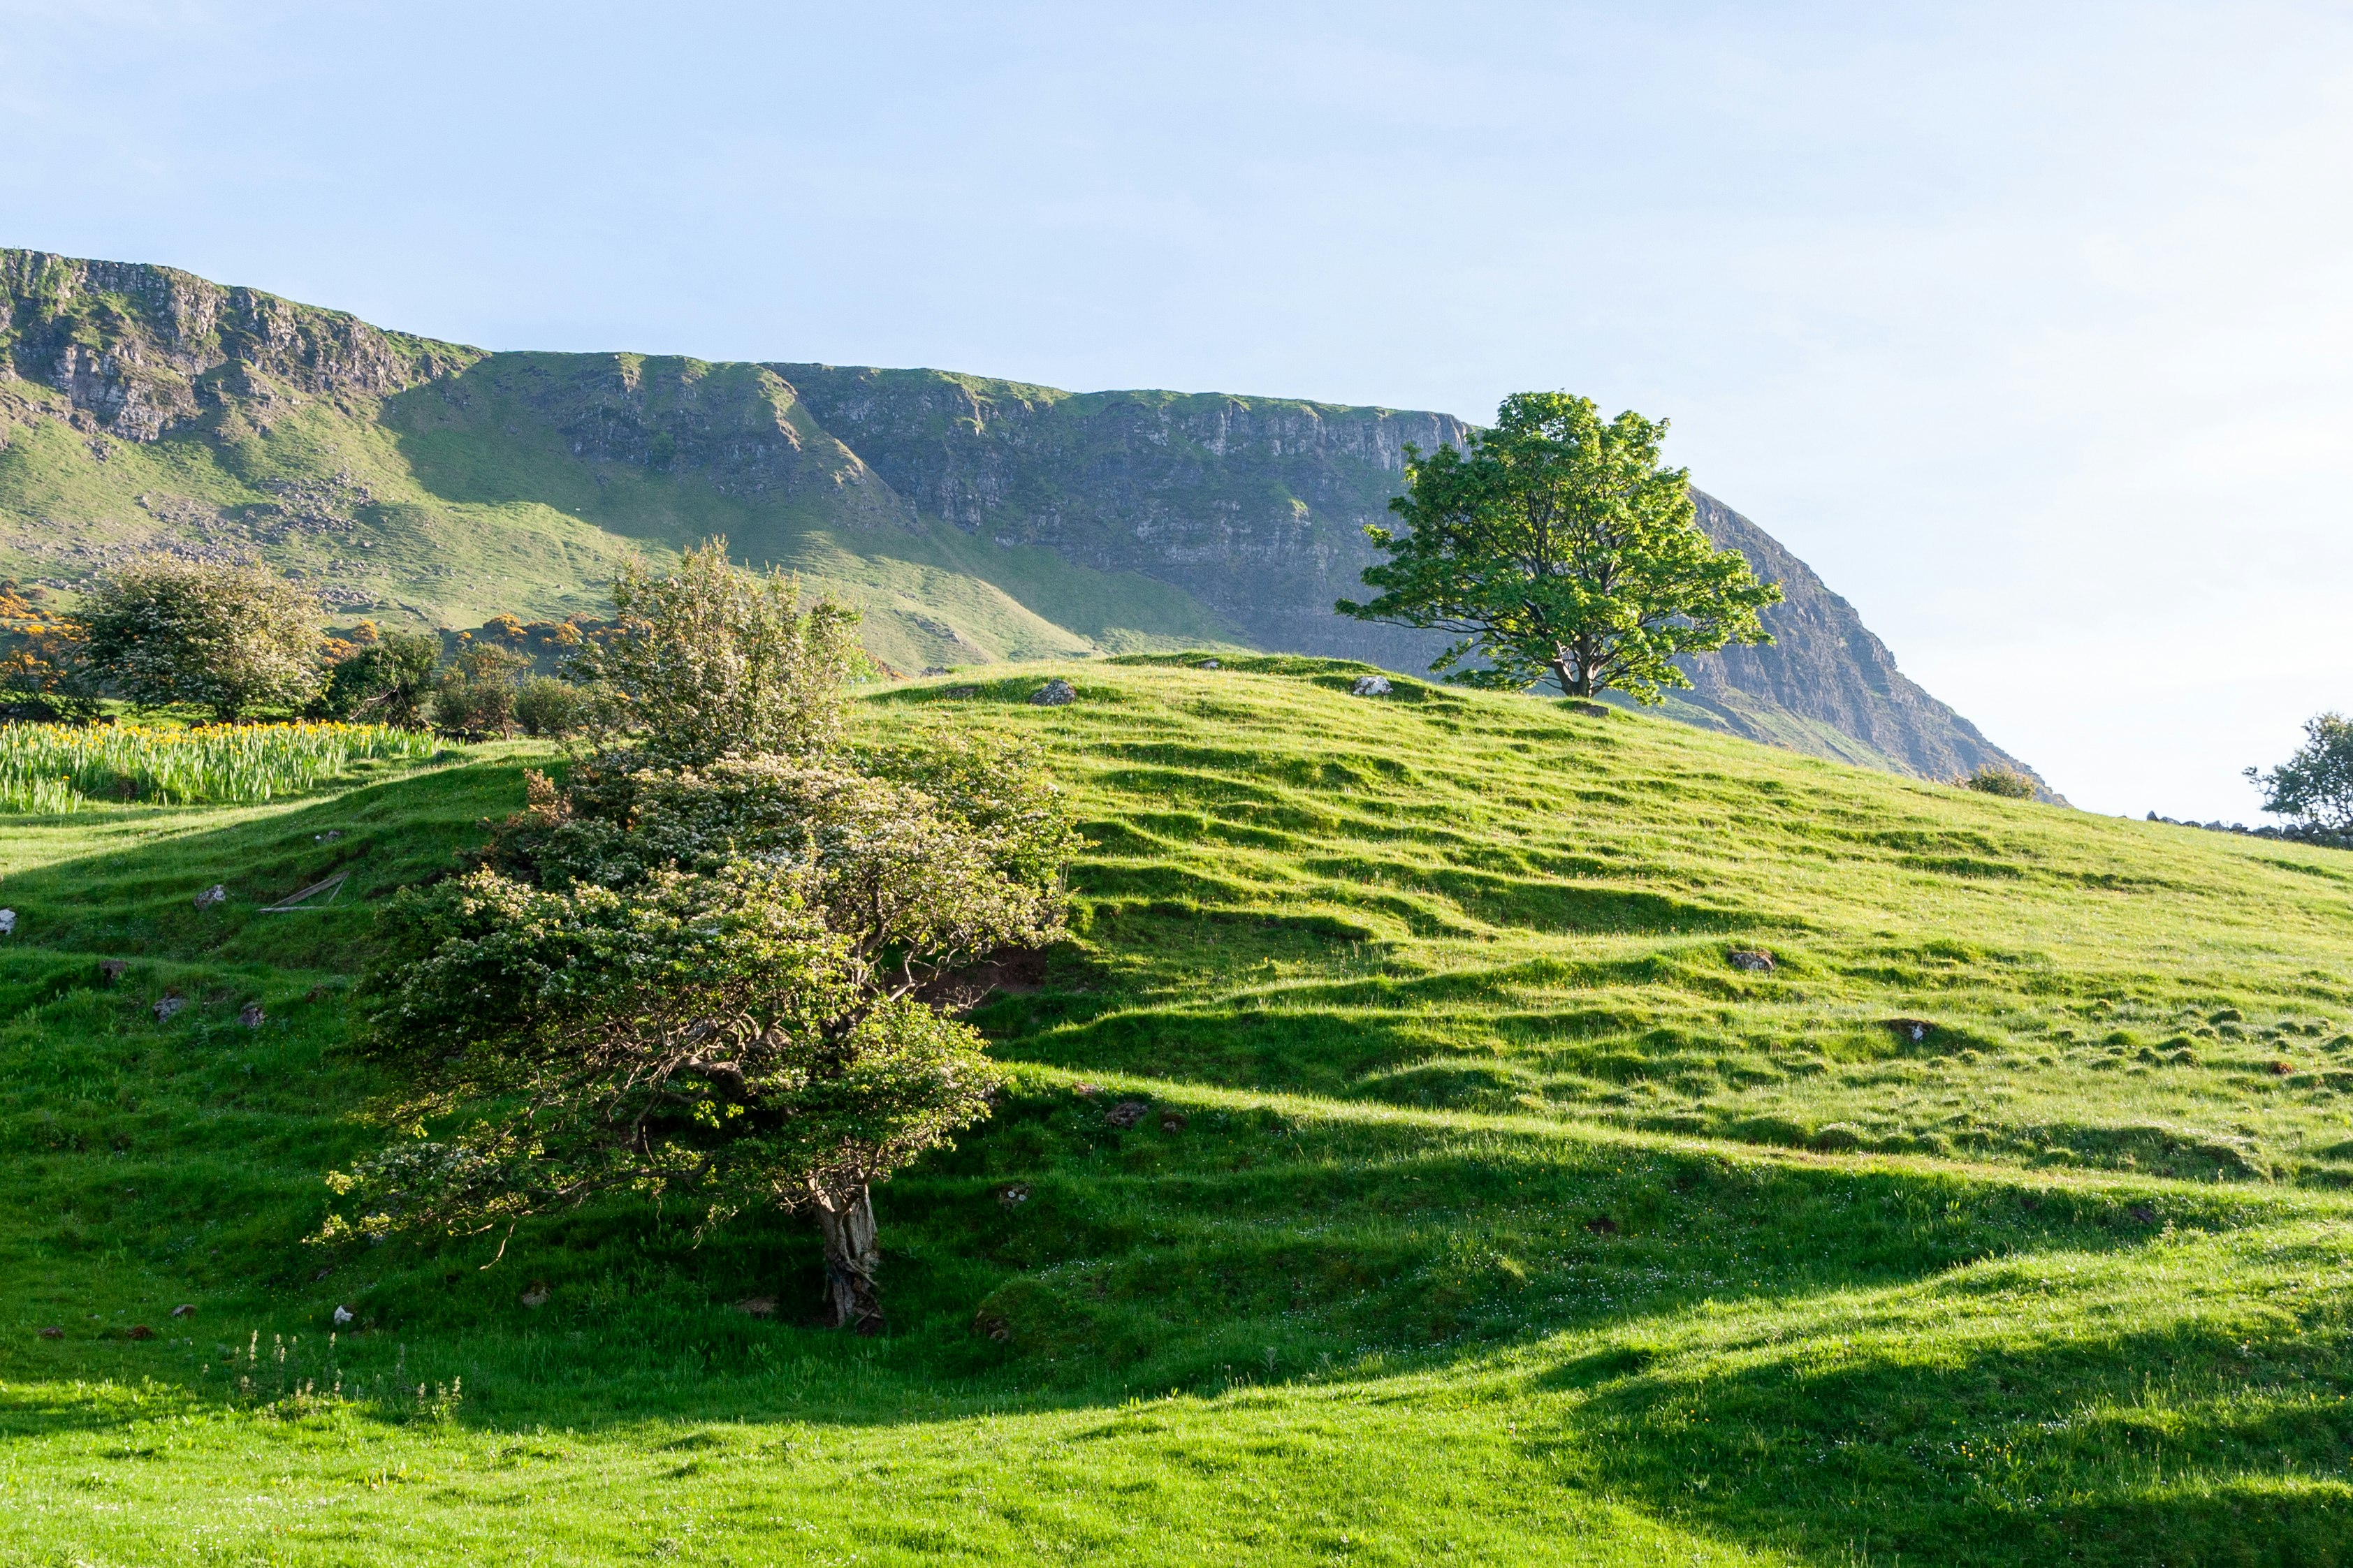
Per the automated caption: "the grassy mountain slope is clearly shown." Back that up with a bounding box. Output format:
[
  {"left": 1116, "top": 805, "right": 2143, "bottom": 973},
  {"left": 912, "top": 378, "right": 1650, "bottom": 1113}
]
[
  {"left": 1, "top": 661, "right": 2348, "bottom": 1565},
  {"left": 1, "top": 248, "right": 2038, "bottom": 783},
  {"left": 0, "top": 254, "right": 1243, "bottom": 667}
]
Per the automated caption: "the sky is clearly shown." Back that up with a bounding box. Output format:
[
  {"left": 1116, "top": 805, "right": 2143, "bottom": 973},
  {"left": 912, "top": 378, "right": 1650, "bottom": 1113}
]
[{"left": 3, "top": 0, "right": 2350, "bottom": 818}]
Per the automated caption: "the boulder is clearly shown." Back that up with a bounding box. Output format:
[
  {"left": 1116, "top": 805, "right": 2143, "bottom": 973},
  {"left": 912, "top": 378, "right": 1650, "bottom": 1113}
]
[
  {"left": 1030, "top": 678, "right": 1077, "bottom": 708},
  {"left": 1104, "top": 1099, "right": 1150, "bottom": 1129},
  {"left": 1727, "top": 948, "right": 1775, "bottom": 972},
  {"left": 193, "top": 884, "right": 227, "bottom": 910},
  {"left": 1351, "top": 675, "right": 1392, "bottom": 697},
  {"left": 152, "top": 992, "right": 186, "bottom": 1023},
  {"left": 238, "top": 1002, "right": 265, "bottom": 1028}
]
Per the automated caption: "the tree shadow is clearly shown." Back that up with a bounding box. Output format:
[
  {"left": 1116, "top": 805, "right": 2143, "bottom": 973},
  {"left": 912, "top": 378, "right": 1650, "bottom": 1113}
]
[{"left": 1517, "top": 1224, "right": 2353, "bottom": 1565}]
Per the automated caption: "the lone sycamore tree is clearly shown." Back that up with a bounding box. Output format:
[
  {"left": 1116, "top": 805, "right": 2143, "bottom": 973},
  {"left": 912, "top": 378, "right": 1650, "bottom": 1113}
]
[
  {"left": 330, "top": 540, "right": 1077, "bottom": 1332},
  {"left": 1338, "top": 392, "right": 1782, "bottom": 702}
]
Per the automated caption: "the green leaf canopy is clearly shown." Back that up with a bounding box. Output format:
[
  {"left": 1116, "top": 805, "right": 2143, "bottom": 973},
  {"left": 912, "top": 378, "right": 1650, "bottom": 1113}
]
[{"left": 1338, "top": 392, "right": 1783, "bottom": 702}]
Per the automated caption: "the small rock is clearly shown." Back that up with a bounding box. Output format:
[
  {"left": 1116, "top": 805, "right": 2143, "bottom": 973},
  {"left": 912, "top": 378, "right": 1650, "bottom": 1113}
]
[
  {"left": 2268, "top": 1060, "right": 2294, "bottom": 1076},
  {"left": 333, "top": 1305, "right": 354, "bottom": 1326},
  {"left": 995, "top": 1182, "right": 1032, "bottom": 1209},
  {"left": 238, "top": 1002, "right": 266, "bottom": 1028},
  {"left": 944, "top": 684, "right": 979, "bottom": 699},
  {"left": 519, "top": 1281, "right": 551, "bottom": 1309},
  {"left": 312, "top": 1266, "right": 335, "bottom": 1282},
  {"left": 1350, "top": 675, "right": 1392, "bottom": 697},
  {"left": 126, "top": 1324, "right": 154, "bottom": 1340},
  {"left": 734, "top": 1297, "right": 779, "bottom": 1317},
  {"left": 973, "top": 1310, "right": 1012, "bottom": 1343},
  {"left": 38, "top": 1326, "right": 62, "bottom": 1340},
  {"left": 1199, "top": 659, "right": 1221, "bottom": 669},
  {"left": 2127, "top": 1203, "right": 2159, "bottom": 1225},
  {"left": 1159, "top": 1112, "right": 1188, "bottom": 1132},
  {"left": 1072, "top": 1082, "right": 1103, "bottom": 1098},
  {"left": 1568, "top": 701, "right": 1610, "bottom": 718},
  {"left": 1885, "top": 1017, "right": 1933, "bottom": 1043},
  {"left": 0, "top": 909, "right": 16, "bottom": 936},
  {"left": 169, "top": 1303, "right": 196, "bottom": 1319},
  {"left": 1727, "top": 948, "right": 1775, "bottom": 973},
  {"left": 152, "top": 992, "right": 186, "bottom": 1023},
  {"left": 313, "top": 830, "right": 342, "bottom": 842},
  {"left": 193, "top": 884, "right": 227, "bottom": 910},
  {"left": 1584, "top": 1215, "right": 1619, "bottom": 1234},
  {"left": 1104, "top": 1099, "right": 1150, "bottom": 1129},
  {"left": 1029, "top": 678, "right": 1077, "bottom": 708},
  {"left": 98, "top": 959, "right": 126, "bottom": 986}
]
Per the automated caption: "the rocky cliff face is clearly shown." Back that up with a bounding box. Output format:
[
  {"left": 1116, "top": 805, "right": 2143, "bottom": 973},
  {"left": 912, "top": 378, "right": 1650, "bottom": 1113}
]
[
  {"left": 780, "top": 367, "right": 1474, "bottom": 657},
  {"left": 0, "top": 249, "right": 2041, "bottom": 789},
  {"left": 0, "top": 250, "right": 473, "bottom": 441},
  {"left": 1679, "top": 492, "right": 2026, "bottom": 782}
]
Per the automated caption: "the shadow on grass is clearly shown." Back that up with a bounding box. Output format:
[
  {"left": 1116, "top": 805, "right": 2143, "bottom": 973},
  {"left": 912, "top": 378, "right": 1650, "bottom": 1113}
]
[
  {"left": 3, "top": 1075, "right": 2289, "bottom": 1449},
  {"left": 0, "top": 754, "right": 525, "bottom": 970},
  {"left": 1528, "top": 1226, "right": 2353, "bottom": 1566}
]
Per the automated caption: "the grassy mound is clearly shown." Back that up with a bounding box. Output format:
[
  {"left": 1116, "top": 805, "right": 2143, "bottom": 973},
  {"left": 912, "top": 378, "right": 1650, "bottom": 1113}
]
[{"left": 1, "top": 661, "right": 2350, "bottom": 1565}]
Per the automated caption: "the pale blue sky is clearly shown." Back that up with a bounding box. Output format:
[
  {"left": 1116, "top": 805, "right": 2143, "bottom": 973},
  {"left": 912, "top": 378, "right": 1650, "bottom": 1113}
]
[{"left": 5, "top": 1, "right": 2350, "bottom": 816}]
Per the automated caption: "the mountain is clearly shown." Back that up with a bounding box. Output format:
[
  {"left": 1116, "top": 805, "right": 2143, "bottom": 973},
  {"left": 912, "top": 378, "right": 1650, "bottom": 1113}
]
[{"left": 0, "top": 248, "right": 2041, "bottom": 787}]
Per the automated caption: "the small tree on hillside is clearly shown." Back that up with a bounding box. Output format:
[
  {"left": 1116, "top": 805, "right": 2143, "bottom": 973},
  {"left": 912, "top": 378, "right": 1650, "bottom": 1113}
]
[
  {"left": 430, "top": 640, "right": 528, "bottom": 739},
  {"left": 333, "top": 542, "right": 1078, "bottom": 1331},
  {"left": 571, "top": 539, "right": 864, "bottom": 766},
  {"left": 512, "top": 675, "right": 583, "bottom": 738},
  {"left": 1338, "top": 393, "right": 1782, "bottom": 702},
  {"left": 76, "top": 557, "right": 323, "bottom": 720},
  {"left": 319, "top": 629, "right": 441, "bottom": 727},
  {"left": 2247, "top": 714, "right": 2353, "bottom": 831}
]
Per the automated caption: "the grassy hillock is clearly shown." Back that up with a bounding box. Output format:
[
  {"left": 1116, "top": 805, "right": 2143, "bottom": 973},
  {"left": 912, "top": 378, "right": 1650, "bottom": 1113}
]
[{"left": 1, "top": 659, "right": 2350, "bottom": 1565}]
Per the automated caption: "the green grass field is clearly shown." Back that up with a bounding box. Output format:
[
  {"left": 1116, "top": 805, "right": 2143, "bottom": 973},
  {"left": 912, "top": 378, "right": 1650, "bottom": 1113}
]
[{"left": 1, "top": 657, "right": 2349, "bottom": 1565}]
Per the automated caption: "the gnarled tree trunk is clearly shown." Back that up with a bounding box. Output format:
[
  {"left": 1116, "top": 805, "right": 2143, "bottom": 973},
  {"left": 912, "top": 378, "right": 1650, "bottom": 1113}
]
[{"left": 813, "top": 1183, "right": 884, "bottom": 1335}]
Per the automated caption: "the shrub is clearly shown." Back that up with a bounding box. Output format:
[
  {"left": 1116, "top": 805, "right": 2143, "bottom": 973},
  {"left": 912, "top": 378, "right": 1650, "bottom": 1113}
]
[
  {"left": 75, "top": 557, "right": 322, "bottom": 721},
  {"left": 429, "top": 643, "right": 526, "bottom": 739},
  {"left": 1964, "top": 764, "right": 2036, "bottom": 799},
  {"left": 570, "top": 538, "right": 861, "bottom": 766},
  {"left": 511, "top": 675, "right": 583, "bottom": 738},
  {"left": 337, "top": 543, "right": 1078, "bottom": 1333},
  {"left": 319, "top": 630, "right": 439, "bottom": 727}
]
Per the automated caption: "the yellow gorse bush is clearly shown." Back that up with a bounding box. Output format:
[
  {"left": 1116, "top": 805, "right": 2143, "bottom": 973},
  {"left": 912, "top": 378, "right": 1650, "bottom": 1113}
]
[{"left": 0, "top": 721, "right": 438, "bottom": 812}]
